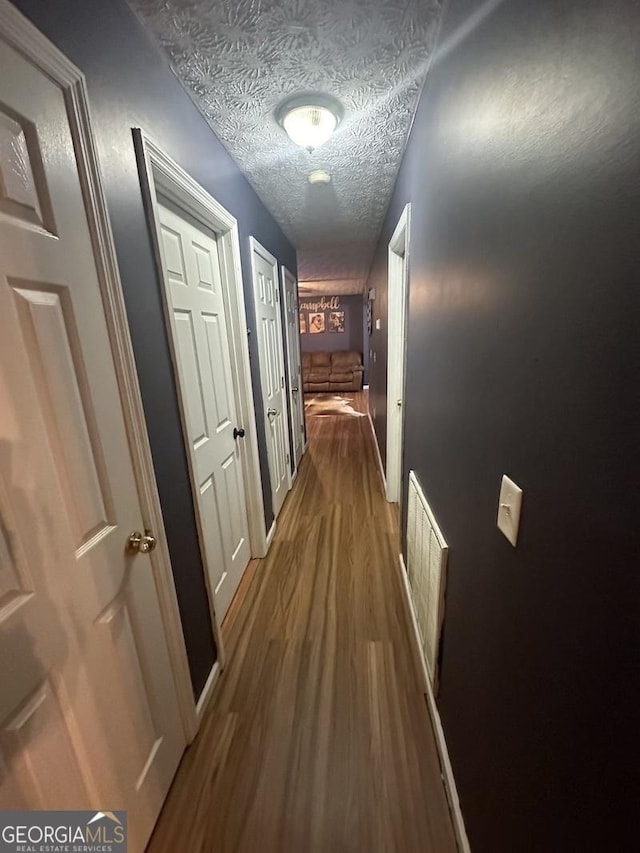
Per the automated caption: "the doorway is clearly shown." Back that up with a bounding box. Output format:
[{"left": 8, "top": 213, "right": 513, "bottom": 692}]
[
  {"left": 386, "top": 204, "right": 411, "bottom": 505},
  {"left": 135, "top": 133, "right": 269, "bottom": 633},
  {"left": 249, "top": 238, "right": 292, "bottom": 521},
  {"left": 282, "top": 265, "right": 306, "bottom": 474}
]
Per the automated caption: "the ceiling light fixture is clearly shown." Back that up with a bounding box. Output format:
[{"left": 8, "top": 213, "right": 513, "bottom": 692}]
[{"left": 276, "top": 94, "right": 343, "bottom": 150}]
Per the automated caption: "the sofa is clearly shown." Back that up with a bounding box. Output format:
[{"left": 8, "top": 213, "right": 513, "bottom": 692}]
[{"left": 302, "top": 351, "right": 364, "bottom": 393}]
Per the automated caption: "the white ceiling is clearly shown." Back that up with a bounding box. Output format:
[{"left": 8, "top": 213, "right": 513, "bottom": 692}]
[{"left": 130, "top": 0, "right": 443, "bottom": 294}]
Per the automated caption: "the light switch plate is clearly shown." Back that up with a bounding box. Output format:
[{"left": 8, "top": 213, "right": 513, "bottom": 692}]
[
  {"left": 497, "top": 475, "right": 523, "bottom": 547},
  {"left": 375, "top": 318, "right": 381, "bottom": 330}
]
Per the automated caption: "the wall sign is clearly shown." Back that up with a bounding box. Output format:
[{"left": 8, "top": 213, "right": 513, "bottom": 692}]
[{"left": 299, "top": 296, "right": 344, "bottom": 334}]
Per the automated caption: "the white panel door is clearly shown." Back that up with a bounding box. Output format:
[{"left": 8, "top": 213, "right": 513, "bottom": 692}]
[
  {"left": 386, "top": 204, "right": 411, "bottom": 505},
  {"left": 282, "top": 266, "right": 305, "bottom": 470},
  {"left": 158, "top": 201, "right": 251, "bottom": 621},
  {"left": 0, "top": 30, "right": 184, "bottom": 852},
  {"left": 250, "top": 240, "right": 290, "bottom": 519}
]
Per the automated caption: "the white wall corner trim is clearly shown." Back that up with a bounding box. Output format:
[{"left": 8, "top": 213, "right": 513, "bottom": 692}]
[{"left": 397, "top": 553, "right": 472, "bottom": 853}]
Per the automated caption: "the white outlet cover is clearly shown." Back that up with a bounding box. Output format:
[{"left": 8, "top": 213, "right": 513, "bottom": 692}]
[
  {"left": 375, "top": 318, "right": 381, "bottom": 330},
  {"left": 497, "top": 475, "right": 523, "bottom": 547}
]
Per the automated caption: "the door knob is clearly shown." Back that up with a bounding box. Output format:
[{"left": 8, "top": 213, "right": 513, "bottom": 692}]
[
  {"left": 397, "top": 399, "right": 402, "bottom": 408},
  {"left": 267, "top": 408, "right": 278, "bottom": 419},
  {"left": 128, "top": 530, "right": 157, "bottom": 554},
  {"left": 233, "top": 427, "right": 246, "bottom": 440},
  {"left": 292, "top": 386, "right": 299, "bottom": 393}
]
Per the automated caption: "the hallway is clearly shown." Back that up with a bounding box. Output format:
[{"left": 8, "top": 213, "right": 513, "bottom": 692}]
[{"left": 148, "top": 392, "right": 457, "bottom": 852}]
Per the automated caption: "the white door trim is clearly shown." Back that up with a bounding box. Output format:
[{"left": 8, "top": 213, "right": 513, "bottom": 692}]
[
  {"left": 195, "top": 660, "right": 221, "bottom": 723},
  {"left": 386, "top": 203, "right": 411, "bottom": 504},
  {"left": 0, "top": 0, "right": 198, "bottom": 742},
  {"left": 249, "top": 236, "right": 293, "bottom": 503},
  {"left": 134, "top": 131, "right": 270, "bottom": 661},
  {"left": 281, "top": 264, "right": 305, "bottom": 474}
]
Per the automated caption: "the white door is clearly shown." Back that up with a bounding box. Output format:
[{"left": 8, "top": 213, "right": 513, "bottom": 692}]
[
  {"left": 386, "top": 204, "right": 411, "bottom": 505},
  {"left": 282, "top": 266, "right": 305, "bottom": 470},
  {"left": 157, "top": 200, "right": 251, "bottom": 621},
  {"left": 0, "top": 26, "right": 184, "bottom": 852},
  {"left": 250, "top": 239, "right": 290, "bottom": 519}
]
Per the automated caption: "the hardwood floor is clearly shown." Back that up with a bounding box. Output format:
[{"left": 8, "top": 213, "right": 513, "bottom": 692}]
[{"left": 148, "top": 391, "right": 457, "bottom": 853}]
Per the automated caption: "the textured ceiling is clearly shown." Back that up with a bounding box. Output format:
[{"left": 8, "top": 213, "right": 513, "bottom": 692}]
[{"left": 130, "top": 0, "right": 443, "bottom": 294}]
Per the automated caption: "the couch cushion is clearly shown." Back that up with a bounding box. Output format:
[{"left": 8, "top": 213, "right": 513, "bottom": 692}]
[
  {"left": 331, "top": 351, "right": 361, "bottom": 370},
  {"left": 311, "top": 352, "right": 331, "bottom": 368}
]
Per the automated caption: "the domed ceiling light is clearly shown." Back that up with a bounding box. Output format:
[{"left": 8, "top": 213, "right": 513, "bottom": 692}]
[{"left": 276, "top": 94, "right": 343, "bottom": 150}]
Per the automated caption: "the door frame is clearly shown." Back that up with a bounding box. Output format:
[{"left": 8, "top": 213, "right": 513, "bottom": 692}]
[
  {"left": 0, "top": 1, "right": 198, "bottom": 741},
  {"left": 281, "top": 265, "right": 306, "bottom": 479},
  {"left": 386, "top": 203, "right": 411, "bottom": 504},
  {"left": 249, "top": 237, "right": 293, "bottom": 512},
  {"left": 134, "top": 132, "right": 270, "bottom": 649}
]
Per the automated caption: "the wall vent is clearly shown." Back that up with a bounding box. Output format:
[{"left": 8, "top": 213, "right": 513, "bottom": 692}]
[{"left": 406, "top": 470, "right": 448, "bottom": 692}]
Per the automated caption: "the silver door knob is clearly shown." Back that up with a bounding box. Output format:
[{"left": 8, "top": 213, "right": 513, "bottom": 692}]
[
  {"left": 267, "top": 408, "right": 279, "bottom": 420},
  {"left": 397, "top": 399, "right": 402, "bottom": 408},
  {"left": 128, "top": 530, "right": 157, "bottom": 554},
  {"left": 292, "top": 386, "right": 299, "bottom": 393}
]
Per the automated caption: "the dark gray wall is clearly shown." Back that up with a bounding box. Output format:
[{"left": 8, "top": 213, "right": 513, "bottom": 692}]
[
  {"left": 367, "top": 0, "right": 640, "bottom": 849},
  {"left": 367, "top": 142, "right": 414, "bottom": 458},
  {"left": 300, "top": 295, "right": 364, "bottom": 356},
  {"left": 13, "top": 0, "right": 297, "bottom": 698}
]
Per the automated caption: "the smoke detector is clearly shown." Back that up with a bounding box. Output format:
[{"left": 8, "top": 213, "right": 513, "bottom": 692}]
[{"left": 308, "top": 170, "right": 331, "bottom": 185}]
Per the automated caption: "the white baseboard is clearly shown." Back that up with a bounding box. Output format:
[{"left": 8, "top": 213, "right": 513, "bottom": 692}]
[
  {"left": 195, "top": 661, "right": 221, "bottom": 728},
  {"left": 291, "top": 465, "right": 299, "bottom": 486},
  {"left": 397, "top": 553, "right": 471, "bottom": 853},
  {"left": 367, "top": 410, "right": 387, "bottom": 491},
  {"left": 266, "top": 519, "right": 277, "bottom": 551}
]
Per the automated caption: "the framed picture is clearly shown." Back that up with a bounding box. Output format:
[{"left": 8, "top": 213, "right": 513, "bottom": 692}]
[
  {"left": 328, "top": 311, "right": 345, "bottom": 333},
  {"left": 299, "top": 311, "right": 307, "bottom": 334},
  {"left": 309, "top": 312, "right": 325, "bottom": 334}
]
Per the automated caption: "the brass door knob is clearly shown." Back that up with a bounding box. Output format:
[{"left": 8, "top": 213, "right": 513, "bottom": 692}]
[{"left": 128, "top": 530, "right": 157, "bottom": 554}]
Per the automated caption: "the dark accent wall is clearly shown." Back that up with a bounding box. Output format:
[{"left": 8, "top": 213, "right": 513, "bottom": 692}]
[
  {"left": 367, "top": 0, "right": 640, "bottom": 849},
  {"left": 13, "top": 0, "right": 297, "bottom": 699},
  {"left": 300, "top": 295, "right": 364, "bottom": 356}
]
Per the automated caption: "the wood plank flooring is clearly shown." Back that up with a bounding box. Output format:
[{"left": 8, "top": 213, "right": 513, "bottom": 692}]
[{"left": 148, "top": 391, "right": 457, "bottom": 853}]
